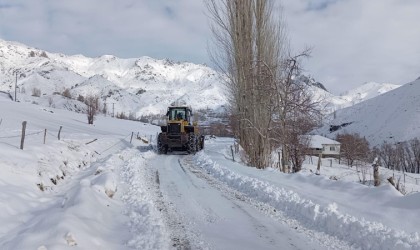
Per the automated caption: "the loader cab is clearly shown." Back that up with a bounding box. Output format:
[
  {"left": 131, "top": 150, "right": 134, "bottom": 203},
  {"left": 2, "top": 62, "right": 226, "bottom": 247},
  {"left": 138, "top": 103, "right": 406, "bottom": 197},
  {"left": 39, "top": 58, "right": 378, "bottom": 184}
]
[{"left": 166, "top": 106, "right": 192, "bottom": 123}]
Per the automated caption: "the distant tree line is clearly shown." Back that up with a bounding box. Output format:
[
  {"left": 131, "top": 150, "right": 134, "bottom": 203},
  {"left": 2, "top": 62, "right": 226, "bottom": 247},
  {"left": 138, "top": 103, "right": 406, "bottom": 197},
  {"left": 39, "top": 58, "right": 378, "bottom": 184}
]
[
  {"left": 335, "top": 132, "right": 420, "bottom": 174},
  {"left": 373, "top": 138, "right": 420, "bottom": 174}
]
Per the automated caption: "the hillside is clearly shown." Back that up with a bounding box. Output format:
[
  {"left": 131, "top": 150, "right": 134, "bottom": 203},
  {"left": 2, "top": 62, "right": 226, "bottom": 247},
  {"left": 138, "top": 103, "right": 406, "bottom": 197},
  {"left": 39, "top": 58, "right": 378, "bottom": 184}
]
[
  {"left": 0, "top": 39, "right": 228, "bottom": 116},
  {"left": 0, "top": 39, "right": 400, "bottom": 120},
  {"left": 314, "top": 78, "right": 420, "bottom": 146},
  {"left": 305, "top": 78, "right": 401, "bottom": 115}
]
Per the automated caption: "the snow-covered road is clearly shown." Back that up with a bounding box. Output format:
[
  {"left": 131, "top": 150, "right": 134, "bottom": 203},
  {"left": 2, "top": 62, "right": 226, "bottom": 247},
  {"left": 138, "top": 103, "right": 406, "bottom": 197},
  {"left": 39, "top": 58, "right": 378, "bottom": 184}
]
[{"left": 145, "top": 152, "right": 340, "bottom": 250}]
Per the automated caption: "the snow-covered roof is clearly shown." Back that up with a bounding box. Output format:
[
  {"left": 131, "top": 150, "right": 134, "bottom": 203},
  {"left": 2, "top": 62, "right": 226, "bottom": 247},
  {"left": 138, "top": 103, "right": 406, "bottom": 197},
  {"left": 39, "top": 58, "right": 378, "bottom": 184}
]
[{"left": 304, "top": 135, "right": 340, "bottom": 148}]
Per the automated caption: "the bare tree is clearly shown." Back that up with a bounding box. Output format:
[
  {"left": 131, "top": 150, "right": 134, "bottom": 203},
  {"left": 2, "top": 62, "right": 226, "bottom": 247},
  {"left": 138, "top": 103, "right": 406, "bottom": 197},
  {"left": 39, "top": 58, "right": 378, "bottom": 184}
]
[
  {"left": 402, "top": 139, "right": 420, "bottom": 174},
  {"left": 272, "top": 50, "right": 322, "bottom": 172},
  {"left": 206, "top": 0, "right": 321, "bottom": 170},
  {"left": 116, "top": 112, "right": 127, "bottom": 120},
  {"left": 411, "top": 138, "right": 420, "bottom": 173},
  {"left": 286, "top": 118, "right": 317, "bottom": 172},
  {"left": 336, "top": 133, "right": 370, "bottom": 167},
  {"left": 85, "top": 95, "right": 99, "bottom": 125},
  {"left": 378, "top": 141, "right": 394, "bottom": 170},
  {"left": 206, "top": 0, "right": 284, "bottom": 169},
  {"left": 377, "top": 138, "right": 420, "bottom": 174},
  {"left": 128, "top": 112, "right": 137, "bottom": 121}
]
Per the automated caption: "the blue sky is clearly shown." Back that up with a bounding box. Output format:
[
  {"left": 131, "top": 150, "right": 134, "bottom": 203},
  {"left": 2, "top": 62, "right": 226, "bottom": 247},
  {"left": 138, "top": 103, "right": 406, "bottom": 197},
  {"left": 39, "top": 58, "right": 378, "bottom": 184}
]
[{"left": 0, "top": 0, "right": 419, "bottom": 94}]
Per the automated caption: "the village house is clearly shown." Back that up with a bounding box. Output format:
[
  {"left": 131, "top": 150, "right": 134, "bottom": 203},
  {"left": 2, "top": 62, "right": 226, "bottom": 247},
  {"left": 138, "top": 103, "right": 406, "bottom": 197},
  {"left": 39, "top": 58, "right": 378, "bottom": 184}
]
[{"left": 304, "top": 135, "right": 341, "bottom": 157}]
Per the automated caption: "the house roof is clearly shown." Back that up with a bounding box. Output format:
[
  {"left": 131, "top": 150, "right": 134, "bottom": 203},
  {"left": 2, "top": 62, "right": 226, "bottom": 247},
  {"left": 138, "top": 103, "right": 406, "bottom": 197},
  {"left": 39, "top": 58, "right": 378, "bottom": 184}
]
[{"left": 304, "top": 135, "right": 341, "bottom": 148}]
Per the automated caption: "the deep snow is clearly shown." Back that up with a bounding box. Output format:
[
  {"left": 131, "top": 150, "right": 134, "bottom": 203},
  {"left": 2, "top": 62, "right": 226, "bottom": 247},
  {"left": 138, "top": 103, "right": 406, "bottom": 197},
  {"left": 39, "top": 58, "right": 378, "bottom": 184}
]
[
  {"left": 1, "top": 97, "right": 419, "bottom": 249},
  {"left": 315, "top": 79, "right": 420, "bottom": 146},
  {"left": 194, "top": 138, "right": 420, "bottom": 249}
]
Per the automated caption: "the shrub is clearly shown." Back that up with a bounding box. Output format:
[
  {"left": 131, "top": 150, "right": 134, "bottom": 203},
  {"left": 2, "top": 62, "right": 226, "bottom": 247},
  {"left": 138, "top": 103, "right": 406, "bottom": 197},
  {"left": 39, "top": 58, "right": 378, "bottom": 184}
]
[
  {"left": 77, "top": 94, "right": 85, "bottom": 102},
  {"left": 32, "top": 87, "right": 41, "bottom": 97},
  {"left": 48, "top": 96, "right": 54, "bottom": 107},
  {"left": 85, "top": 95, "right": 99, "bottom": 124},
  {"left": 62, "top": 88, "right": 72, "bottom": 98},
  {"left": 40, "top": 51, "right": 49, "bottom": 58}
]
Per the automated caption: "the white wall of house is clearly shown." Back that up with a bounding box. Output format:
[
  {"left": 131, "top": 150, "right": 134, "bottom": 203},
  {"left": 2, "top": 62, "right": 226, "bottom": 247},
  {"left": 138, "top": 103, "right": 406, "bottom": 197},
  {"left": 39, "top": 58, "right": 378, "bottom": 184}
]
[{"left": 322, "top": 144, "right": 341, "bottom": 155}]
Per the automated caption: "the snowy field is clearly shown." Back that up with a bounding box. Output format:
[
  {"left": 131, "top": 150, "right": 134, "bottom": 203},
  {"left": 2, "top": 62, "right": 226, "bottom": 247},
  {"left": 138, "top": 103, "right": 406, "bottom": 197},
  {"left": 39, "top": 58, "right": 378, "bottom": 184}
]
[
  {"left": 0, "top": 98, "right": 164, "bottom": 249},
  {"left": 196, "top": 139, "right": 420, "bottom": 249},
  {"left": 1, "top": 97, "right": 419, "bottom": 249}
]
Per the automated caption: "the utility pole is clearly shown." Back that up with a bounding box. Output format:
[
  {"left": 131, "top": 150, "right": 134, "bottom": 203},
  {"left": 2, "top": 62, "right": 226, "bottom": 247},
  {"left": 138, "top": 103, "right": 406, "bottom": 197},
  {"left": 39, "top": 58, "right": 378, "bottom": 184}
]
[{"left": 15, "top": 71, "right": 17, "bottom": 102}]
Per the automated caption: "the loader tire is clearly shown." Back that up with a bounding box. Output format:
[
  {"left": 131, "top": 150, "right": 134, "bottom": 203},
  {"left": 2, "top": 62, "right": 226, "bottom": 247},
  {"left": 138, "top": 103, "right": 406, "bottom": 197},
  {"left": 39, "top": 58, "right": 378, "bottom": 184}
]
[
  {"left": 187, "top": 133, "right": 197, "bottom": 154},
  {"left": 157, "top": 134, "right": 167, "bottom": 154},
  {"left": 199, "top": 135, "right": 205, "bottom": 151}
]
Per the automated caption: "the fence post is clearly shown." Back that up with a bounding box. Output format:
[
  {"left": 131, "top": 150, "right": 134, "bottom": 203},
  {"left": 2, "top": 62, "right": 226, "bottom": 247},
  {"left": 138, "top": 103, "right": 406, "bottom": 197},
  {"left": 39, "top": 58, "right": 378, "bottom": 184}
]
[
  {"left": 373, "top": 158, "right": 380, "bottom": 186},
  {"left": 20, "top": 121, "right": 27, "bottom": 150},
  {"left": 43, "top": 129, "right": 47, "bottom": 144},
  {"left": 316, "top": 153, "right": 322, "bottom": 175},
  {"left": 58, "top": 126, "right": 62, "bottom": 140},
  {"left": 231, "top": 145, "right": 235, "bottom": 161},
  {"left": 130, "top": 132, "right": 134, "bottom": 144}
]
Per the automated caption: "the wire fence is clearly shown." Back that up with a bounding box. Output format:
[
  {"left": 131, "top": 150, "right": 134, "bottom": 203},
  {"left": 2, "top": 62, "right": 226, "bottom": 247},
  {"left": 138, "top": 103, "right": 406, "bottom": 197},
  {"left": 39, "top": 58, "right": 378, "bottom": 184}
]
[
  {"left": 0, "top": 120, "right": 153, "bottom": 156},
  {"left": 97, "top": 133, "right": 132, "bottom": 155},
  {"left": 0, "top": 130, "right": 44, "bottom": 141},
  {"left": 301, "top": 155, "right": 420, "bottom": 186}
]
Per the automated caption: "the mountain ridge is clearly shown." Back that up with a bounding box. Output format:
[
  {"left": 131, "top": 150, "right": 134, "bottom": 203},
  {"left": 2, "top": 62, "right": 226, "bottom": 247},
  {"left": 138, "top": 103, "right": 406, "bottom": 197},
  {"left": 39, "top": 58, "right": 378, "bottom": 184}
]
[
  {"left": 0, "top": 39, "right": 227, "bottom": 116},
  {"left": 0, "top": 39, "right": 402, "bottom": 120},
  {"left": 314, "top": 79, "right": 420, "bottom": 145}
]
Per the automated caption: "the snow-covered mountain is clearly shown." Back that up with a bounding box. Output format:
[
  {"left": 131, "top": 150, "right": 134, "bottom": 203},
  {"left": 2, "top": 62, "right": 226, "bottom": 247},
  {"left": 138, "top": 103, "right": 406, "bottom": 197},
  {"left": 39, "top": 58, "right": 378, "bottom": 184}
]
[
  {"left": 314, "top": 78, "right": 420, "bottom": 146},
  {"left": 294, "top": 75, "right": 401, "bottom": 115},
  {"left": 0, "top": 39, "right": 228, "bottom": 116},
  {"left": 297, "top": 76, "right": 401, "bottom": 115},
  {"left": 339, "top": 81, "right": 400, "bottom": 104},
  {"left": 0, "top": 39, "right": 401, "bottom": 119}
]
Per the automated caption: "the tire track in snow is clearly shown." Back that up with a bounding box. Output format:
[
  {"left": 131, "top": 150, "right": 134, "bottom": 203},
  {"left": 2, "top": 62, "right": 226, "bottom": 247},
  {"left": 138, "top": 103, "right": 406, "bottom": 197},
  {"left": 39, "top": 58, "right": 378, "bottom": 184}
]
[
  {"left": 153, "top": 169, "right": 193, "bottom": 250},
  {"left": 180, "top": 156, "right": 353, "bottom": 250},
  {"left": 142, "top": 153, "right": 206, "bottom": 250}
]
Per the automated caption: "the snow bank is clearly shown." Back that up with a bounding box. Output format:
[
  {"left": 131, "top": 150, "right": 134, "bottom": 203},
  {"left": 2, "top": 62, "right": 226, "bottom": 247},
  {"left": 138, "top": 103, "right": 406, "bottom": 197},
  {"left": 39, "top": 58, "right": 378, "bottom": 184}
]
[
  {"left": 119, "top": 149, "right": 170, "bottom": 249},
  {"left": 194, "top": 152, "right": 420, "bottom": 250},
  {"left": 0, "top": 99, "right": 164, "bottom": 249}
]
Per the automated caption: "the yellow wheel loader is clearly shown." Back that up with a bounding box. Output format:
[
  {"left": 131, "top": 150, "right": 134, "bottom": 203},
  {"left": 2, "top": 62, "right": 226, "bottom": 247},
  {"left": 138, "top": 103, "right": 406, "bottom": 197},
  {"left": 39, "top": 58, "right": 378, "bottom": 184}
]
[{"left": 157, "top": 106, "right": 204, "bottom": 154}]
